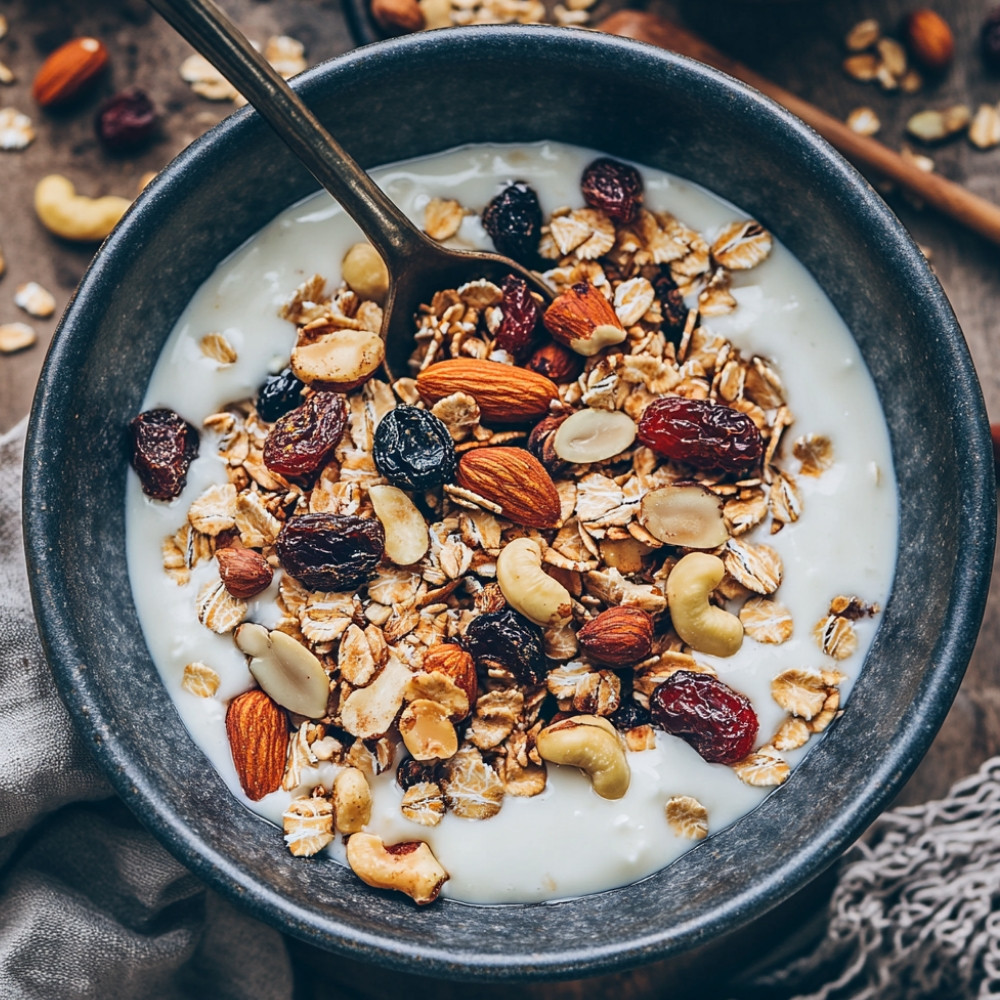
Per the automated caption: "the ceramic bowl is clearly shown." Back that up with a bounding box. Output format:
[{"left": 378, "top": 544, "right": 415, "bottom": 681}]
[{"left": 24, "top": 25, "right": 995, "bottom": 981}]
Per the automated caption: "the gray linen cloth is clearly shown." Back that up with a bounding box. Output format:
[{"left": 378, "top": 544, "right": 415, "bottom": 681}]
[{"left": 0, "top": 419, "right": 292, "bottom": 1000}]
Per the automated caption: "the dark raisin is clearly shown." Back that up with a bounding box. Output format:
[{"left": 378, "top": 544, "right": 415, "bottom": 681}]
[
  {"left": 650, "top": 670, "right": 758, "bottom": 765},
  {"left": 373, "top": 405, "right": 456, "bottom": 490},
  {"left": 580, "top": 157, "right": 644, "bottom": 224},
  {"left": 983, "top": 8, "right": 1000, "bottom": 71},
  {"left": 256, "top": 368, "right": 306, "bottom": 422},
  {"left": 609, "top": 699, "right": 651, "bottom": 733},
  {"left": 637, "top": 396, "right": 763, "bottom": 473},
  {"left": 263, "top": 392, "right": 347, "bottom": 478},
  {"left": 396, "top": 758, "right": 439, "bottom": 789},
  {"left": 129, "top": 408, "right": 199, "bottom": 500},
  {"left": 276, "top": 512, "right": 385, "bottom": 591},
  {"left": 653, "top": 268, "right": 688, "bottom": 334},
  {"left": 527, "top": 414, "right": 572, "bottom": 479},
  {"left": 481, "top": 182, "right": 542, "bottom": 264},
  {"left": 95, "top": 88, "right": 157, "bottom": 152},
  {"left": 494, "top": 274, "right": 541, "bottom": 360},
  {"left": 464, "top": 608, "right": 545, "bottom": 685}
]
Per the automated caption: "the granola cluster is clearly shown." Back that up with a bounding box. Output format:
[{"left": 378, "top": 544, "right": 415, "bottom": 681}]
[{"left": 149, "top": 158, "right": 881, "bottom": 906}]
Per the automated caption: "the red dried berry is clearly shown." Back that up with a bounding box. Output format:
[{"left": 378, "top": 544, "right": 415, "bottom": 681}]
[
  {"left": 129, "top": 408, "right": 199, "bottom": 500},
  {"left": 581, "top": 157, "right": 644, "bottom": 224},
  {"left": 982, "top": 8, "right": 1000, "bottom": 72},
  {"left": 481, "top": 182, "right": 543, "bottom": 264},
  {"left": 276, "top": 512, "right": 385, "bottom": 592},
  {"left": 650, "top": 670, "right": 758, "bottom": 765},
  {"left": 262, "top": 391, "right": 347, "bottom": 478},
  {"left": 637, "top": 396, "right": 763, "bottom": 473},
  {"left": 494, "top": 274, "right": 541, "bottom": 360},
  {"left": 96, "top": 88, "right": 157, "bottom": 151}
]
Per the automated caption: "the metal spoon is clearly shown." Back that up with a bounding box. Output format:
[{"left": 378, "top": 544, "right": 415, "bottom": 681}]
[{"left": 146, "top": 0, "right": 553, "bottom": 380}]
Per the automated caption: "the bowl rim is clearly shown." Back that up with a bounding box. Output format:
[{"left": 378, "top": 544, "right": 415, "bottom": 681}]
[{"left": 23, "top": 24, "right": 996, "bottom": 980}]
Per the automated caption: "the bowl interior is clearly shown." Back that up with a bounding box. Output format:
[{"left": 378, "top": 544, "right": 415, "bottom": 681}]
[{"left": 24, "top": 25, "right": 995, "bottom": 980}]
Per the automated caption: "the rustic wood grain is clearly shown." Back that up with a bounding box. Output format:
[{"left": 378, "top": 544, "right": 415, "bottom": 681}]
[{"left": 2, "top": 1, "right": 998, "bottom": 996}]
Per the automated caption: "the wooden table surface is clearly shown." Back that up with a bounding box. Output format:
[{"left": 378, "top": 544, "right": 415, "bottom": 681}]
[{"left": 2, "top": 0, "right": 998, "bottom": 996}]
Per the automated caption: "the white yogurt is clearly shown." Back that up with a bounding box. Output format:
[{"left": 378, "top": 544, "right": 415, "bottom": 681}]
[{"left": 126, "top": 141, "right": 897, "bottom": 904}]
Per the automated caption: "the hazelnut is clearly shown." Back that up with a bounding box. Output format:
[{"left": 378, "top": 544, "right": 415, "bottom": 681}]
[
  {"left": 216, "top": 546, "right": 273, "bottom": 599},
  {"left": 577, "top": 606, "right": 654, "bottom": 667}
]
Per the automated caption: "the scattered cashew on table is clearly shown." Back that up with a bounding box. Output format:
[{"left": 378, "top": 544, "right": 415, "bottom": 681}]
[{"left": 34, "top": 174, "right": 132, "bottom": 242}]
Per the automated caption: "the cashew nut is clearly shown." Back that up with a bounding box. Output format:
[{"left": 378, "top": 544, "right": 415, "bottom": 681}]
[
  {"left": 290, "top": 328, "right": 384, "bottom": 390},
  {"left": 345, "top": 833, "right": 448, "bottom": 905},
  {"left": 496, "top": 537, "right": 572, "bottom": 627},
  {"left": 333, "top": 766, "right": 373, "bottom": 833},
  {"left": 535, "top": 715, "right": 630, "bottom": 800},
  {"left": 34, "top": 174, "right": 131, "bottom": 242},
  {"left": 666, "top": 552, "right": 744, "bottom": 658}
]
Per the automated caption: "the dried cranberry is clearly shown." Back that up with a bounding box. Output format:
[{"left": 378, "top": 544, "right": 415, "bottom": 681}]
[
  {"left": 494, "top": 274, "right": 541, "bottom": 360},
  {"left": 653, "top": 268, "right": 688, "bottom": 334},
  {"left": 464, "top": 608, "right": 544, "bottom": 685},
  {"left": 637, "top": 397, "right": 763, "bottom": 473},
  {"left": 276, "top": 512, "right": 385, "bottom": 591},
  {"left": 481, "top": 182, "right": 542, "bottom": 264},
  {"left": 650, "top": 670, "right": 758, "bottom": 765},
  {"left": 256, "top": 368, "right": 306, "bottom": 422},
  {"left": 372, "top": 405, "right": 456, "bottom": 491},
  {"left": 129, "top": 408, "right": 199, "bottom": 500},
  {"left": 396, "top": 758, "right": 439, "bottom": 789},
  {"left": 580, "top": 157, "right": 644, "bottom": 224},
  {"left": 95, "top": 88, "right": 157, "bottom": 151},
  {"left": 983, "top": 8, "right": 1000, "bottom": 71},
  {"left": 263, "top": 392, "right": 347, "bottom": 478},
  {"left": 609, "top": 699, "right": 651, "bottom": 733}
]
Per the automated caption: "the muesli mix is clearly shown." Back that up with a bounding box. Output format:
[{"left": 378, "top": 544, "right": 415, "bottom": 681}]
[{"left": 129, "top": 156, "right": 880, "bottom": 905}]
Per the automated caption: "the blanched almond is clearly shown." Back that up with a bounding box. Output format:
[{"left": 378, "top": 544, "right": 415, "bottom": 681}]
[
  {"left": 368, "top": 484, "right": 429, "bottom": 565},
  {"left": 639, "top": 484, "right": 728, "bottom": 548},
  {"left": 553, "top": 408, "right": 636, "bottom": 464}
]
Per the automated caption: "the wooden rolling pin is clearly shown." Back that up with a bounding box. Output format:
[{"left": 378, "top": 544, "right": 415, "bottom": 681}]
[{"left": 599, "top": 10, "right": 1000, "bottom": 247}]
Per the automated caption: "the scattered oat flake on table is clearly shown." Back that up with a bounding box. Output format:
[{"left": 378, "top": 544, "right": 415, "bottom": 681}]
[
  {"left": 0, "top": 322, "right": 36, "bottom": 353},
  {"left": 845, "top": 18, "right": 880, "bottom": 52},
  {"left": 180, "top": 53, "right": 239, "bottom": 102},
  {"left": 14, "top": 281, "right": 56, "bottom": 319},
  {"left": 0, "top": 61, "right": 14, "bottom": 86},
  {"left": 847, "top": 106, "right": 881, "bottom": 137},
  {"left": 0, "top": 107, "right": 34, "bottom": 150},
  {"left": 264, "top": 36, "right": 307, "bottom": 78},
  {"left": 0, "top": 15, "right": 7, "bottom": 40},
  {"left": 0, "top": 243, "right": 5, "bottom": 277},
  {"left": 969, "top": 104, "right": 1000, "bottom": 150}
]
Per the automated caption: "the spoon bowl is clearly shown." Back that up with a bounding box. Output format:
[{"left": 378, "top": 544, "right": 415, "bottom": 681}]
[{"left": 146, "top": 0, "right": 553, "bottom": 380}]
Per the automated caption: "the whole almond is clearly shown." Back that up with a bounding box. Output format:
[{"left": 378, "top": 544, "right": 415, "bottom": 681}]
[
  {"left": 578, "top": 606, "right": 654, "bottom": 667},
  {"left": 416, "top": 359, "right": 557, "bottom": 423},
  {"left": 217, "top": 546, "right": 273, "bottom": 599},
  {"left": 371, "top": 0, "right": 425, "bottom": 34},
  {"left": 423, "top": 643, "right": 478, "bottom": 708},
  {"left": 543, "top": 282, "right": 626, "bottom": 357},
  {"left": 456, "top": 447, "right": 561, "bottom": 528},
  {"left": 525, "top": 341, "right": 582, "bottom": 383},
  {"left": 32, "top": 37, "right": 109, "bottom": 107},
  {"left": 225, "top": 689, "right": 289, "bottom": 801},
  {"left": 903, "top": 10, "right": 954, "bottom": 73}
]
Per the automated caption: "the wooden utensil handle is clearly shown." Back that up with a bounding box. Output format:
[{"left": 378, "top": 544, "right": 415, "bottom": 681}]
[{"left": 599, "top": 10, "right": 1000, "bottom": 248}]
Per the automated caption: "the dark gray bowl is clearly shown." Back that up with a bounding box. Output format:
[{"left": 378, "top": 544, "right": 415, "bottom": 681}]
[{"left": 24, "top": 25, "right": 995, "bottom": 981}]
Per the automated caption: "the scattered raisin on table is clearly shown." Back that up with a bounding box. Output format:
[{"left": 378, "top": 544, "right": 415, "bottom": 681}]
[
  {"left": 95, "top": 89, "right": 157, "bottom": 151},
  {"left": 129, "top": 408, "right": 199, "bottom": 500},
  {"left": 494, "top": 274, "right": 541, "bottom": 360},
  {"left": 649, "top": 670, "right": 758, "bottom": 765},
  {"left": 580, "top": 157, "right": 644, "bottom": 224},
  {"left": 982, "top": 8, "right": 1000, "bottom": 71},
  {"left": 373, "top": 405, "right": 456, "bottom": 490},
  {"left": 464, "top": 607, "right": 545, "bottom": 685},
  {"left": 263, "top": 391, "right": 347, "bottom": 478},
  {"left": 637, "top": 396, "right": 763, "bottom": 473},
  {"left": 257, "top": 368, "right": 306, "bottom": 422},
  {"left": 276, "top": 512, "right": 385, "bottom": 591},
  {"left": 481, "top": 181, "right": 543, "bottom": 264}
]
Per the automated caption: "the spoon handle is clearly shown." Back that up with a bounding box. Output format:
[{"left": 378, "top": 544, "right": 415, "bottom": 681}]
[{"left": 146, "top": 0, "right": 431, "bottom": 267}]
